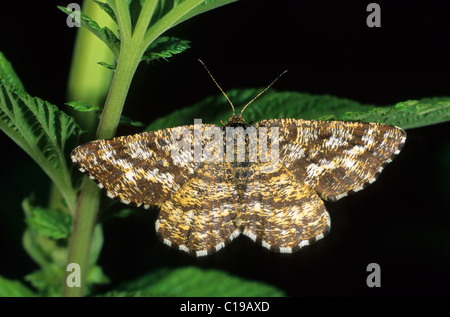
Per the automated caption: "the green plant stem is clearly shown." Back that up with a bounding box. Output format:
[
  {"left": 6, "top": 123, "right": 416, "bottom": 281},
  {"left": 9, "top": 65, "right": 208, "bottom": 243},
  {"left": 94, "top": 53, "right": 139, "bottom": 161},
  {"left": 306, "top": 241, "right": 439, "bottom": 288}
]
[
  {"left": 61, "top": 0, "right": 118, "bottom": 297},
  {"left": 61, "top": 0, "right": 212, "bottom": 297},
  {"left": 95, "top": 50, "right": 142, "bottom": 139},
  {"left": 62, "top": 57, "right": 141, "bottom": 297},
  {"left": 96, "top": 0, "right": 157, "bottom": 139},
  {"left": 62, "top": 179, "right": 100, "bottom": 297},
  {"left": 61, "top": 25, "right": 148, "bottom": 299},
  {"left": 111, "top": 0, "right": 132, "bottom": 41}
]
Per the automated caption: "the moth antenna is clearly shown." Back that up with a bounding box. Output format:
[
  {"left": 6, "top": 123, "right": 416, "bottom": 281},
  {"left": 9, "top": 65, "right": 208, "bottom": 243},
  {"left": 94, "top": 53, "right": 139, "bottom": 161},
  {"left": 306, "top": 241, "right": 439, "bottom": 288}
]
[
  {"left": 198, "top": 59, "right": 235, "bottom": 114},
  {"left": 240, "top": 70, "right": 288, "bottom": 115}
]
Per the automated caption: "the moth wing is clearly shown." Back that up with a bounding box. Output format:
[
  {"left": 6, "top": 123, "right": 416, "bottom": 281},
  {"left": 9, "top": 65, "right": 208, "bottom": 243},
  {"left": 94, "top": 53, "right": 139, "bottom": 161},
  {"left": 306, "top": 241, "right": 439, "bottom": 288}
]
[
  {"left": 156, "top": 160, "right": 241, "bottom": 256},
  {"left": 256, "top": 119, "right": 406, "bottom": 201},
  {"left": 238, "top": 162, "right": 330, "bottom": 253},
  {"left": 71, "top": 124, "right": 218, "bottom": 207}
]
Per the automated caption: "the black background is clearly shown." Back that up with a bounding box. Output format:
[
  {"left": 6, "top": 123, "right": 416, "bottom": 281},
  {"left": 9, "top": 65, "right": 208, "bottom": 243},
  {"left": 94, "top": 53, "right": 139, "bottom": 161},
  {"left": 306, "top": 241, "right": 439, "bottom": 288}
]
[{"left": 0, "top": 0, "right": 449, "bottom": 297}]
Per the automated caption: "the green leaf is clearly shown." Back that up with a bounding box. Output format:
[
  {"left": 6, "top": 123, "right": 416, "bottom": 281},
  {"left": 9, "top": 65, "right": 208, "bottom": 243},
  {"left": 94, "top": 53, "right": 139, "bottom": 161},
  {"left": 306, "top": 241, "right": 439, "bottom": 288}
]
[
  {"left": 22, "top": 216, "right": 68, "bottom": 296},
  {"left": 0, "top": 56, "right": 81, "bottom": 211},
  {"left": 142, "top": 36, "right": 190, "bottom": 62},
  {"left": 88, "top": 226, "right": 106, "bottom": 267},
  {"left": 66, "top": 100, "right": 144, "bottom": 127},
  {"left": 22, "top": 197, "right": 70, "bottom": 267},
  {"left": 110, "top": 266, "right": 285, "bottom": 297},
  {"left": 0, "top": 51, "right": 25, "bottom": 92},
  {"left": 119, "top": 115, "right": 145, "bottom": 127},
  {"left": 58, "top": 5, "right": 121, "bottom": 58},
  {"left": 24, "top": 266, "right": 64, "bottom": 297},
  {"left": 97, "top": 61, "right": 117, "bottom": 70},
  {"left": 87, "top": 265, "right": 110, "bottom": 286},
  {"left": 142, "top": 0, "right": 222, "bottom": 51},
  {"left": 172, "top": 0, "right": 240, "bottom": 28},
  {"left": 324, "top": 98, "right": 450, "bottom": 129},
  {"left": 94, "top": 0, "right": 118, "bottom": 24},
  {"left": 145, "top": 89, "right": 373, "bottom": 131},
  {"left": 144, "top": 0, "right": 200, "bottom": 28},
  {"left": 65, "top": 100, "right": 101, "bottom": 112},
  {"left": 0, "top": 75, "right": 81, "bottom": 211},
  {"left": 144, "top": 0, "right": 236, "bottom": 31},
  {"left": 24, "top": 201, "right": 72, "bottom": 240},
  {"left": 99, "top": 208, "right": 137, "bottom": 222},
  {"left": 0, "top": 276, "right": 36, "bottom": 297},
  {"left": 22, "top": 228, "right": 51, "bottom": 269},
  {"left": 22, "top": 219, "right": 108, "bottom": 296},
  {"left": 99, "top": 290, "right": 144, "bottom": 297},
  {"left": 145, "top": 88, "right": 450, "bottom": 131},
  {"left": 112, "top": 208, "right": 136, "bottom": 218}
]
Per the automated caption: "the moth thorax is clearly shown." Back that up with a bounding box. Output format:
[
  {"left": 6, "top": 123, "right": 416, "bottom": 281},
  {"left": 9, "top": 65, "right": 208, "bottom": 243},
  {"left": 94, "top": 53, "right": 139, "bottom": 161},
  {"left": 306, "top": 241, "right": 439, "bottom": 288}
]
[{"left": 224, "top": 125, "right": 257, "bottom": 164}]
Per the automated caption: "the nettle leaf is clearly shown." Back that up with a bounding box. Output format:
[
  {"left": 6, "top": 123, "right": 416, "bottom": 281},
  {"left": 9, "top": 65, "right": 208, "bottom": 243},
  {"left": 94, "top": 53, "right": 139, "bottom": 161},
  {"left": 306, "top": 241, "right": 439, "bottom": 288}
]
[
  {"left": 24, "top": 265, "right": 64, "bottom": 296},
  {"left": 145, "top": 0, "right": 221, "bottom": 24},
  {"left": 146, "top": 0, "right": 183, "bottom": 26},
  {"left": 87, "top": 265, "right": 110, "bottom": 286},
  {"left": 97, "top": 61, "right": 117, "bottom": 70},
  {"left": 25, "top": 203, "right": 72, "bottom": 240},
  {"left": 65, "top": 100, "right": 101, "bottom": 112},
  {"left": 108, "top": 266, "right": 285, "bottom": 297},
  {"left": 94, "top": 0, "right": 118, "bottom": 24},
  {"left": 0, "top": 65, "right": 81, "bottom": 209},
  {"left": 145, "top": 89, "right": 374, "bottom": 131},
  {"left": 325, "top": 98, "right": 450, "bottom": 129},
  {"left": 99, "top": 290, "right": 144, "bottom": 297},
  {"left": 145, "top": 88, "right": 450, "bottom": 131},
  {"left": 24, "top": 263, "right": 108, "bottom": 297},
  {"left": 0, "top": 276, "right": 36, "bottom": 297},
  {"left": 0, "top": 86, "right": 81, "bottom": 164},
  {"left": 88, "top": 226, "right": 106, "bottom": 267},
  {"left": 142, "top": 36, "right": 190, "bottom": 62},
  {"left": 22, "top": 197, "right": 69, "bottom": 268},
  {"left": 119, "top": 115, "right": 145, "bottom": 127},
  {"left": 66, "top": 100, "right": 143, "bottom": 127},
  {"left": 0, "top": 52, "right": 25, "bottom": 92},
  {"left": 58, "top": 5, "right": 121, "bottom": 58},
  {"left": 22, "top": 197, "right": 70, "bottom": 265},
  {"left": 173, "top": 0, "right": 240, "bottom": 28},
  {"left": 99, "top": 208, "right": 137, "bottom": 223},
  {"left": 22, "top": 204, "right": 108, "bottom": 296}
]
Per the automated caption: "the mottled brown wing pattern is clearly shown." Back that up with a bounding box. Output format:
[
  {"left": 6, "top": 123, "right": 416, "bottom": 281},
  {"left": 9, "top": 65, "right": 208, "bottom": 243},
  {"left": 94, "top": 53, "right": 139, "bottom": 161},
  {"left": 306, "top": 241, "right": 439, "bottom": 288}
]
[
  {"left": 71, "top": 124, "right": 215, "bottom": 208},
  {"left": 72, "top": 124, "right": 244, "bottom": 256},
  {"left": 71, "top": 116, "right": 406, "bottom": 257},
  {"left": 238, "top": 161, "right": 331, "bottom": 253},
  {"left": 256, "top": 119, "right": 406, "bottom": 201},
  {"left": 156, "top": 160, "right": 241, "bottom": 256}
]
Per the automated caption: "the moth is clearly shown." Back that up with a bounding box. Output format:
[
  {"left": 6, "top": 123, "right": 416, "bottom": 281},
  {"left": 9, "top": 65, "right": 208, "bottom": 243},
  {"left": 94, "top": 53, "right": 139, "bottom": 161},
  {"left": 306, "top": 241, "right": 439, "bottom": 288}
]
[{"left": 71, "top": 62, "right": 406, "bottom": 257}]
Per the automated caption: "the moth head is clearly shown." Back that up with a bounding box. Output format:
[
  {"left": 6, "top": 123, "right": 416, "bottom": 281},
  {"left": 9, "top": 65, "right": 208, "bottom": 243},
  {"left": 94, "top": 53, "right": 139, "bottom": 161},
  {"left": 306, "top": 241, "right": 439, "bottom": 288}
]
[{"left": 227, "top": 113, "right": 247, "bottom": 126}]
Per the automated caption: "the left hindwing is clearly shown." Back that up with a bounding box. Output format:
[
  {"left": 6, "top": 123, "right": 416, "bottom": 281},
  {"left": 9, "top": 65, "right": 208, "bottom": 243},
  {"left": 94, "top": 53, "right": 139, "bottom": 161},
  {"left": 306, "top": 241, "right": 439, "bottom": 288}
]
[{"left": 255, "top": 119, "right": 406, "bottom": 201}]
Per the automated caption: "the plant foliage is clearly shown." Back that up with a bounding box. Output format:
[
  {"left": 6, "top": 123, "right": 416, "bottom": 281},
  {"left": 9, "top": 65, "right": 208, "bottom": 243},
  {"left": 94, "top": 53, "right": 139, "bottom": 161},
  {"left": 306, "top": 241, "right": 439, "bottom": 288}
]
[
  {"left": 108, "top": 266, "right": 285, "bottom": 297},
  {"left": 146, "top": 88, "right": 450, "bottom": 131}
]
